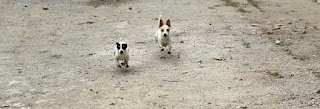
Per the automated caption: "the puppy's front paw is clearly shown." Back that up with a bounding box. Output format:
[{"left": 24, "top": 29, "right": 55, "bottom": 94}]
[
  {"left": 117, "top": 65, "right": 122, "bottom": 68},
  {"left": 161, "top": 48, "right": 164, "bottom": 51},
  {"left": 168, "top": 52, "right": 171, "bottom": 54},
  {"left": 126, "top": 65, "right": 129, "bottom": 68}
]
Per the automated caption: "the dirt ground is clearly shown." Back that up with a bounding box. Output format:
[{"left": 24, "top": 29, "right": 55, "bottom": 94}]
[{"left": 0, "top": 0, "right": 319, "bottom": 108}]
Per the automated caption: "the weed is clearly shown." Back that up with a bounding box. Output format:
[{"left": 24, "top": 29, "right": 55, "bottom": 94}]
[
  {"left": 208, "top": 6, "right": 215, "bottom": 9},
  {"left": 312, "top": 72, "right": 320, "bottom": 78},
  {"left": 283, "top": 48, "right": 293, "bottom": 56},
  {"left": 247, "top": 0, "right": 261, "bottom": 9},
  {"left": 51, "top": 55, "right": 62, "bottom": 58},
  {"left": 242, "top": 42, "right": 251, "bottom": 48},
  {"left": 221, "top": 0, "right": 239, "bottom": 7},
  {"left": 238, "top": 8, "right": 247, "bottom": 13}
]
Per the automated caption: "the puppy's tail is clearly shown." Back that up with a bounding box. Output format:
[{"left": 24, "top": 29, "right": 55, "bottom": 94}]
[{"left": 157, "top": 15, "right": 162, "bottom": 24}]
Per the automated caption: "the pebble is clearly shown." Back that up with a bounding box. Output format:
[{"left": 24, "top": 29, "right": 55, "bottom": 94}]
[
  {"left": 196, "top": 60, "right": 202, "bottom": 63},
  {"left": 276, "top": 40, "right": 281, "bottom": 45},
  {"left": 129, "top": 7, "right": 132, "bottom": 10},
  {"left": 236, "top": 106, "right": 247, "bottom": 109},
  {"left": 42, "top": 7, "right": 49, "bottom": 10},
  {"left": 179, "top": 40, "right": 184, "bottom": 43},
  {"left": 251, "top": 24, "right": 262, "bottom": 27}
]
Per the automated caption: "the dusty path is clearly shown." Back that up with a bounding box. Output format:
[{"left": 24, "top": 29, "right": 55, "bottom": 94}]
[{"left": 0, "top": 0, "right": 319, "bottom": 108}]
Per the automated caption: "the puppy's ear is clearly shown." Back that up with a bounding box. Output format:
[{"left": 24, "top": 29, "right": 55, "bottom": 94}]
[
  {"left": 166, "top": 19, "right": 170, "bottom": 27},
  {"left": 159, "top": 19, "right": 163, "bottom": 28},
  {"left": 116, "top": 42, "right": 119, "bottom": 45}
]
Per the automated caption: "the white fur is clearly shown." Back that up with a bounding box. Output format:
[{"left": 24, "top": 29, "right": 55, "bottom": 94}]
[
  {"left": 114, "top": 42, "right": 129, "bottom": 68},
  {"left": 154, "top": 15, "right": 172, "bottom": 54}
]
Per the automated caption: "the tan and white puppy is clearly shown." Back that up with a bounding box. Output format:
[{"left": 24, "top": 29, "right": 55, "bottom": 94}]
[
  {"left": 114, "top": 42, "right": 129, "bottom": 68},
  {"left": 155, "top": 15, "right": 172, "bottom": 54}
]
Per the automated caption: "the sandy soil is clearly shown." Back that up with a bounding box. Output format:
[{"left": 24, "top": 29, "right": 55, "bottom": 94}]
[{"left": 0, "top": 0, "right": 319, "bottom": 108}]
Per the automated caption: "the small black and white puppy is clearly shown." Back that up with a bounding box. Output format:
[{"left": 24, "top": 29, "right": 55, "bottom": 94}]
[{"left": 114, "top": 42, "right": 129, "bottom": 68}]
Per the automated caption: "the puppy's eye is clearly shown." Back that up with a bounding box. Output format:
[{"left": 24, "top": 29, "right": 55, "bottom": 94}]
[
  {"left": 161, "top": 29, "right": 164, "bottom": 32},
  {"left": 167, "top": 29, "right": 169, "bottom": 31}
]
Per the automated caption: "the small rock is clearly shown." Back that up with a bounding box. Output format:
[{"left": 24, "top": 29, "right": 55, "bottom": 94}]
[
  {"left": 129, "top": 7, "right": 132, "bottom": 10},
  {"left": 88, "top": 53, "right": 93, "bottom": 55},
  {"left": 272, "top": 27, "right": 281, "bottom": 30},
  {"left": 276, "top": 40, "right": 281, "bottom": 45},
  {"left": 179, "top": 40, "right": 184, "bottom": 43},
  {"left": 25, "top": 5, "right": 27, "bottom": 8},
  {"left": 42, "top": 7, "right": 49, "bottom": 10},
  {"left": 301, "top": 30, "right": 307, "bottom": 34},
  {"left": 90, "top": 89, "right": 93, "bottom": 91},
  {"left": 110, "top": 103, "right": 115, "bottom": 105},
  {"left": 251, "top": 24, "right": 262, "bottom": 27},
  {"left": 94, "top": 5, "right": 97, "bottom": 8},
  {"left": 288, "top": 22, "right": 292, "bottom": 24},
  {"left": 196, "top": 60, "right": 202, "bottom": 63},
  {"left": 199, "top": 66, "right": 204, "bottom": 68},
  {"left": 219, "top": 33, "right": 229, "bottom": 35},
  {"left": 317, "top": 89, "right": 320, "bottom": 94},
  {"left": 0, "top": 104, "right": 9, "bottom": 108},
  {"left": 277, "top": 24, "right": 283, "bottom": 27},
  {"left": 236, "top": 106, "right": 247, "bottom": 109}
]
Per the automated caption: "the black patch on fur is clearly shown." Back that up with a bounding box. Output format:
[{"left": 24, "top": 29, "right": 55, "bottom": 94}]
[
  {"left": 122, "top": 44, "right": 127, "bottom": 50},
  {"left": 116, "top": 42, "right": 120, "bottom": 50}
]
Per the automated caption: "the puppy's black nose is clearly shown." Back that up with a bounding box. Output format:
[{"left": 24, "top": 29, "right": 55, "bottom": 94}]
[
  {"left": 164, "top": 34, "right": 167, "bottom": 37},
  {"left": 120, "top": 51, "right": 124, "bottom": 54}
]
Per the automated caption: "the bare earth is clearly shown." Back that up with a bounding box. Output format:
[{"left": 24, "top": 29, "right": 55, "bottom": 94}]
[{"left": 0, "top": 0, "right": 319, "bottom": 108}]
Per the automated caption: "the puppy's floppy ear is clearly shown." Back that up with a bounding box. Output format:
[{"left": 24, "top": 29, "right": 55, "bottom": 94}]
[
  {"left": 166, "top": 19, "right": 170, "bottom": 27},
  {"left": 116, "top": 42, "right": 119, "bottom": 45},
  {"left": 159, "top": 19, "right": 163, "bottom": 28}
]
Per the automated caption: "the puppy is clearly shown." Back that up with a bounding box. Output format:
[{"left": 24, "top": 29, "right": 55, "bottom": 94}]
[
  {"left": 114, "top": 42, "right": 129, "bottom": 68},
  {"left": 155, "top": 15, "right": 172, "bottom": 54}
]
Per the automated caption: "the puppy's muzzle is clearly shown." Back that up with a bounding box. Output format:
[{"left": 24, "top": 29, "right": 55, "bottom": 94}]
[
  {"left": 164, "top": 34, "right": 167, "bottom": 37},
  {"left": 120, "top": 50, "right": 124, "bottom": 54}
]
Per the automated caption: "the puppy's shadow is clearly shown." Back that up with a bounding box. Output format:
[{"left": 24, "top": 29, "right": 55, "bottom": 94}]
[{"left": 114, "top": 66, "right": 136, "bottom": 75}]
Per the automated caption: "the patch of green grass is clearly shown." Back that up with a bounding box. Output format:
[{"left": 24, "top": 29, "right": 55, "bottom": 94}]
[
  {"left": 312, "top": 72, "right": 320, "bottom": 78},
  {"left": 208, "top": 6, "right": 215, "bottom": 9},
  {"left": 299, "top": 36, "right": 306, "bottom": 40},
  {"left": 237, "top": 8, "right": 247, "bottom": 13},
  {"left": 242, "top": 42, "right": 251, "bottom": 48},
  {"left": 247, "top": 0, "right": 261, "bottom": 9},
  {"left": 266, "top": 70, "right": 284, "bottom": 78},
  {"left": 283, "top": 48, "right": 294, "bottom": 56},
  {"left": 51, "top": 54, "right": 62, "bottom": 58},
  {"left": 270, "top": 72, "right": 279, "bottom": 77},
  {"left": 221, "top": 0, "right": 239, "bottom": 7}
]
